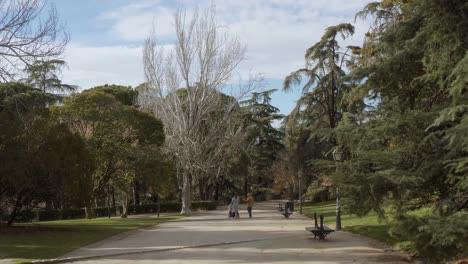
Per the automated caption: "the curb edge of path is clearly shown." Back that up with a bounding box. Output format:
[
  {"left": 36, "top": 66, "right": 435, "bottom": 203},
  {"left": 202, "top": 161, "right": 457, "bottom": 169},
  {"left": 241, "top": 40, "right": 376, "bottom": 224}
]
[{"left": 22, "top": 235, "right": 301, "bottom": 264}]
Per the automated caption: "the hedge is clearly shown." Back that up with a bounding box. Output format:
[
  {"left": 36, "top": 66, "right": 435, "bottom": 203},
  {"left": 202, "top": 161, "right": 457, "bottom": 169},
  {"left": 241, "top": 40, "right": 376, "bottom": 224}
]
[
  {"left": 13, "top": 201, "right": 217, "bottom": 222},
  {"left": 127, "top": 201, "right": 217, "bottom": 214}
]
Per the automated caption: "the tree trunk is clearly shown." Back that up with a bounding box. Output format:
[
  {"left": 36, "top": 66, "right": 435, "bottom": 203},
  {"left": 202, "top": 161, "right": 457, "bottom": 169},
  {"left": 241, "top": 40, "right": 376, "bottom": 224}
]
[
  {"left": 214, "top": 179, "right": 219, "bottom": 201},
  {"left": 180, "top": 172, "right": 192, "bottom": 215},
  {"left": 121, "top": 192, "right": 128, "bottom": 218},
  {"left": 84, "top": 202, "right": 94, "bottom": 219},
  {"left": 133, "top": 179, "right": 140, "bottom": 206},
  {"left": 198, "top": 178, "right": 203, "bottom": 200},
  {"left": 112, "top": 186, "right": 116, "bottom": 215},
  {"left": 244, "top": 174, "right": 248, "bottom": 195},
  {"left": 157, "top": 193, "right": 160, "bottom": 218},
  {"left": 132, "top": 181, "right": 137, "bottom": 214},
  {"left": 199, "top": 177, "right": 208, "bottom": 200},
  {"left": 7, "top": 198, "right": 21, "bottom": 226}
]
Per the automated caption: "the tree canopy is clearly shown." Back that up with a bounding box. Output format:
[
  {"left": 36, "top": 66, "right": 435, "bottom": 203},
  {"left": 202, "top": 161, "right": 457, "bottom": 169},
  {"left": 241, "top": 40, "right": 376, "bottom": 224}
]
[{"left": 280, "top": 0, "right": 468, "bottom": 262}]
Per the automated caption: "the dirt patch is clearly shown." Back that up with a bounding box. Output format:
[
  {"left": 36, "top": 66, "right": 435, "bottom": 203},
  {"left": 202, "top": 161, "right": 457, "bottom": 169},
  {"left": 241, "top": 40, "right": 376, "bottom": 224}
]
[{"left": 451, "top": 258, "right": 468, "bottom": 264}]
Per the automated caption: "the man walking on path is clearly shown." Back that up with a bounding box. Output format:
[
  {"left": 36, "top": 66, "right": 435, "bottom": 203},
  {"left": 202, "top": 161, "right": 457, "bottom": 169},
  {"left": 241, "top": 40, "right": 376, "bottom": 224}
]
[{"left": 246, "top": 193, "right": 254, "bottom": 218}]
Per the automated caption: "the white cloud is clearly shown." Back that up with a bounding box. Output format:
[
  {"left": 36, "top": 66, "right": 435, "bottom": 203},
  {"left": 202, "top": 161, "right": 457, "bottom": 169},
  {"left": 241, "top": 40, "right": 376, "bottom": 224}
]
[
  {"left": 62, "top": 44, "right": 144, "bottom": 90},
  {"left": 62, "top": 0, "right": 372, "bottom": 91},
  {"left": 103, "top": 5, "right": 174, "bottom": 42}
]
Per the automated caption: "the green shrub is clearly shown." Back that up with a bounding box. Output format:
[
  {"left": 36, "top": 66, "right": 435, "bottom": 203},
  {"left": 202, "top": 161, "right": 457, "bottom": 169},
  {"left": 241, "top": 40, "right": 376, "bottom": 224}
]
[
  {"left": 306, "top": 181, "right": 330, "bottom": 202},
  {"left": 192, "top": 201, "right": 217, "bottom": 210},
  {"left": 252, "top": 187, "right": 272, "bottom": 201},
  {"left": 391, "top": 211, "right": 468, "bottom": 263},
  {"left": 14, "top": 208, "right": 86, "bottom": 222},
  {"left": 12, "top": 201, "right": 217, "bottom": 222}
]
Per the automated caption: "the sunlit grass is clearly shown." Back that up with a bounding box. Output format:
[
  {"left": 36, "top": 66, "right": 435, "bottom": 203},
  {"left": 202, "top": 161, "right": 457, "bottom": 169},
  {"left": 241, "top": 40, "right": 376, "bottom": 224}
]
[
  {"left": 0, "top": 215, "right": 182, "bottom": 263},
  {"left": 302, "top": 201, "right": 430, "bottom": 247}
]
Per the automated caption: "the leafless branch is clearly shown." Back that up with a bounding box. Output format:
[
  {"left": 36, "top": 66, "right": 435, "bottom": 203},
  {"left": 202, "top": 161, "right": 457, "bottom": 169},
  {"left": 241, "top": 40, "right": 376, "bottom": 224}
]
[
  {"left": 0, "top": 0, "right": 68, "bottom": 81},
  {"left": 139, "top": 5, "right": 259, "bottom": 215}
]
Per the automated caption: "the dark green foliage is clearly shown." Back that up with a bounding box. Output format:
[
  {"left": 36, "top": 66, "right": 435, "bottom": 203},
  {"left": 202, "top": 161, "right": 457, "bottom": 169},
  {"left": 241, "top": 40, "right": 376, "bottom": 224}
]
[
  {"left": 88, "top": 84, "right": 137, "bottom": 106},
  {"left": 240, "top": 89, "right": 284, "bottom": 192},
  {"left": 242, "top": 89, "right": 284, "bottom": 164},
  {"left": 0, "top": 83, "right": 94, "bottom": 225},
  {"left": 129, "top": 201, "right": 217, "bottom": 213},
  {"left": 22, "top": 59, "right": 77, "bottom": 93},
  {"left": 280, "top": 23, "right": 357, "bottom": 202},
  {"left": 11, "top": 201, "right": 217, "bottom": 222},
  {"left": 280, "top": 0, "right": 467, "bottom": 261},
  {"left": 306, "top": 180, "right": 330, "bottom": 202},
  {"left": 0, "top": 82, "right": 58, "bottom": 112},
  {"left": 284, "top": 23, "right": 356, "bottom": 129},
  {"left": 55, "top": 88, "right": 168, "bottom": 218},
  {"left": 329, "top": 0, "right": 468, "bottom": 261},
  {"left": 13, "top": 208, "right": 87, "bottom": 222},
  {"left": 391, "top": 212, "right": 468, "bottom": 263}
]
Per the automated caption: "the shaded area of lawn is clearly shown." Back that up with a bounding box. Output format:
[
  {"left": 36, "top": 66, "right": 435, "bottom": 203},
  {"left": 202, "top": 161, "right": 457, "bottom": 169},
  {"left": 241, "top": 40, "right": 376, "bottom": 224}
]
[
  {"left": 302, "top": 201, "right": 429, "bottom": 247},
  {"left": 0, "top": 215, "right": 181, "bottom": 263}
]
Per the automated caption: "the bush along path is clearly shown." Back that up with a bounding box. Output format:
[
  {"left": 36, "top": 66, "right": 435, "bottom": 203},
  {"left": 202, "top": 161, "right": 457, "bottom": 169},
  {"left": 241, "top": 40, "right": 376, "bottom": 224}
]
[{"left": 8, "top": 201, "right": 217, "bottom": 223}]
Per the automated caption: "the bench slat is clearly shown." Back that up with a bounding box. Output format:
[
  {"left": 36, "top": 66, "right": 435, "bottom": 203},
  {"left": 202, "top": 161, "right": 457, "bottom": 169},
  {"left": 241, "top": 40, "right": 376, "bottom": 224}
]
[{"left": 305, "top": 225, "right": 335, "bottom": 240}]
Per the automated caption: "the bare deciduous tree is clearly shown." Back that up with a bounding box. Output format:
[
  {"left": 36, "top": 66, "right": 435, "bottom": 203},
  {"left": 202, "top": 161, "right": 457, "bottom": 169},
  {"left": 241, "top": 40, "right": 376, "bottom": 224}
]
[
  {"left": 139, "top": 6, "right": 260, "bottom": 215},
  {"left": 0, "top": 0, "right": 68, "bottom": 81}
]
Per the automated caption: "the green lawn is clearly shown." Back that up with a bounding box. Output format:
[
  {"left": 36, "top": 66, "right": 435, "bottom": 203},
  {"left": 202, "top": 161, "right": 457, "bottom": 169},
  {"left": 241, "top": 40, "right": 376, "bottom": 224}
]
[
  {"left": 0, "top": 215, "right": 181, "bottom": 263},
  {"left": 302, "top": 201, "right": 430, "bottom": 248}
]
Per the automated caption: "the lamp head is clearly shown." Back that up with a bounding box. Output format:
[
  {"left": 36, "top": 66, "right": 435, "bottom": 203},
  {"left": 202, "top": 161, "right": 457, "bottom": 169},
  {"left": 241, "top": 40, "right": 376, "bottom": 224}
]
[{"left": 332, "top": 148, "right": 343, "bottom": 161}]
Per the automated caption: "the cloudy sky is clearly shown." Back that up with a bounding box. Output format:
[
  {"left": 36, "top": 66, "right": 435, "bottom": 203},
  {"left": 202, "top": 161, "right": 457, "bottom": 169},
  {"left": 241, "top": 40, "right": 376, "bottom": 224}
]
[{"left": 51, "top": 0, "right": 372, "bottom": 115}]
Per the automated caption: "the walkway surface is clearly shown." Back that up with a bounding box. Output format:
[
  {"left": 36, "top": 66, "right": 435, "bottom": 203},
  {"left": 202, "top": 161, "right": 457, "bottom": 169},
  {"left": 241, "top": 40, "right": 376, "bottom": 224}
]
[{"left": 59, "top": 200, "right": 409, "bottom": 264}]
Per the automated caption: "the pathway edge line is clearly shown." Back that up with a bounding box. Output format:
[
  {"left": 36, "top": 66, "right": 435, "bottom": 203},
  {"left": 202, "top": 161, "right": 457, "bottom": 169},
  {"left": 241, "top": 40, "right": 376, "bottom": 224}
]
[{"left": 22, "top": 235, "right": 300, "bottom": 264}]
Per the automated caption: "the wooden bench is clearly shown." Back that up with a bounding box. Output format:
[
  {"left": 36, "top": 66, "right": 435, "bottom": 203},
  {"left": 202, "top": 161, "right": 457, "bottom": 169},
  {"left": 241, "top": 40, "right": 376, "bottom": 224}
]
[
  {"left": 305, "top": 213, "right": 334, "bottom": 240},
  {"left": 279, "top": 202, "right": 293, "bottom": 218},
  {"left": 278, "top": 203, "right": 284, "bottom": 212}
]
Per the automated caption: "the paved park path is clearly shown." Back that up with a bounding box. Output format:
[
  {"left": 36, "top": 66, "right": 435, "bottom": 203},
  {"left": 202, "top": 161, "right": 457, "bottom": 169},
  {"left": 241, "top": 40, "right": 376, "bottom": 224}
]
[{"left": 60, "top": 200, "right": 409, "bottom": 264}]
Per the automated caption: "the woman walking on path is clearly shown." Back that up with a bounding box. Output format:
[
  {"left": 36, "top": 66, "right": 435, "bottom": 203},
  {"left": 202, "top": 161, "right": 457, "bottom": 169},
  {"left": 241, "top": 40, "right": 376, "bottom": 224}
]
[
  {"left": 246, "top": 193, "right": 254, "bottom": 218},
  {"left": 230, "top": 194, "right": 240, "bottom": 218}
]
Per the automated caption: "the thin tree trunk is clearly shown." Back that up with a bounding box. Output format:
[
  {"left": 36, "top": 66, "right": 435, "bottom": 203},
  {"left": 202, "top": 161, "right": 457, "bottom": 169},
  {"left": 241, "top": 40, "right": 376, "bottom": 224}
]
[
  {"left": 7, "top": 198, "right": 21, "bottom": 226},
  {"left": 112, "top": 187, "right": 116, "bottom": 216},
  {"left": 180, "top": 172, "right": 192, "bottom": 215},
  {"left": 198, "top": 178, "right": 204, "bottom": 200},
  {"left": 157, "top": 193, "right": 160, "bottom": 218},
  {"left": 84, "top": 199, "right": 94, "bottom": 219},
  {"left": 134, "top": 180, "right": 140, "bottom": 206},
  {"left": 214, "top": 180, "right": 219, "bottom": 201},
  {"left": 121, "top": 192, "right": 128, "bottom": 218},
  {"left": 132, "top": 181, "right": 137, "bottom": 214},
  {"left": 244, "top": 174, "right": 248, "bottom": 195}
]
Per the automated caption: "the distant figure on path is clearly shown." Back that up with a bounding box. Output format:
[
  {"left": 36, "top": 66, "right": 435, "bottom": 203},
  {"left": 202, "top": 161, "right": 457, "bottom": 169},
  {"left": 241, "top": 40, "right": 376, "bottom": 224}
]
[
  {"left": 228, "top": 202, "right": 234, "bottom": 218},
  {"left": 246, "top": 193, "right": 254, "bottom": 218},
  {"left": 230, "top": 194, "right": 240, "bottom": 218}
]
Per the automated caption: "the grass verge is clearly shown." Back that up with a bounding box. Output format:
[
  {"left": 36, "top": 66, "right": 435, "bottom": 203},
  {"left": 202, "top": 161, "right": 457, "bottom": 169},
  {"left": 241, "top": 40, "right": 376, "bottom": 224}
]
[
  {"left": 0, "top": 215, "right": 182, "bottom": 263},
  {"left": 302, "top": 201, "right": 429, "bottom": 248}
]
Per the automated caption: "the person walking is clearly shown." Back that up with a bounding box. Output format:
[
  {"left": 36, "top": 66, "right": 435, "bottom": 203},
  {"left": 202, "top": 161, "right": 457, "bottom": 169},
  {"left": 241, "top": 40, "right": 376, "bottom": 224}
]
[
  {"left": 230, "top": 194, "right": 240, "bottom": 218},
  {"left": 228, "top": 201, "right": 234, "bottom": 218},
  {"left": 246, "top": 193, "right": 254, "bottom": 218}
]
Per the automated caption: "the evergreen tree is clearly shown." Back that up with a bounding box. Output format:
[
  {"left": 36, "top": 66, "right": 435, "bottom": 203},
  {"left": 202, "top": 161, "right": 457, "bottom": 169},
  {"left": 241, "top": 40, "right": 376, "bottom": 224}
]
[
  {"left": 22, "top": 60, "right": 77, "bottom": 93},
  {"left": 241, "top": 89, "right": 284, "bottom": 195},
  {"left": 0, "top": 83, "right": 93, "bottom": 225},
  {"left": 334, "top": 0, "right": 468, "bottom": 261},
  {"left": 284, "top": 23, "right": 355, "bottom": 129}
]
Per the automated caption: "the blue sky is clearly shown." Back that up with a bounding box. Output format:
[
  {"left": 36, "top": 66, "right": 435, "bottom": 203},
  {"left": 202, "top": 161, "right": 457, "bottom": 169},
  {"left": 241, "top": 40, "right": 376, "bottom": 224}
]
[{"left": 51, "top": 0, "right": 371, "bottom": 115}]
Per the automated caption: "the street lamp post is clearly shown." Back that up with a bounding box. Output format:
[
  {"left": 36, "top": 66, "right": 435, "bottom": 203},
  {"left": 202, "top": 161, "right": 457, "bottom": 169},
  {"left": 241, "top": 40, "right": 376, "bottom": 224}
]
[
  {"left": 332, "top": 148, "right": 343, "bottom": 230},
  {"left": 299, "top": 169, "right": 303, "bottom": 215}
]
